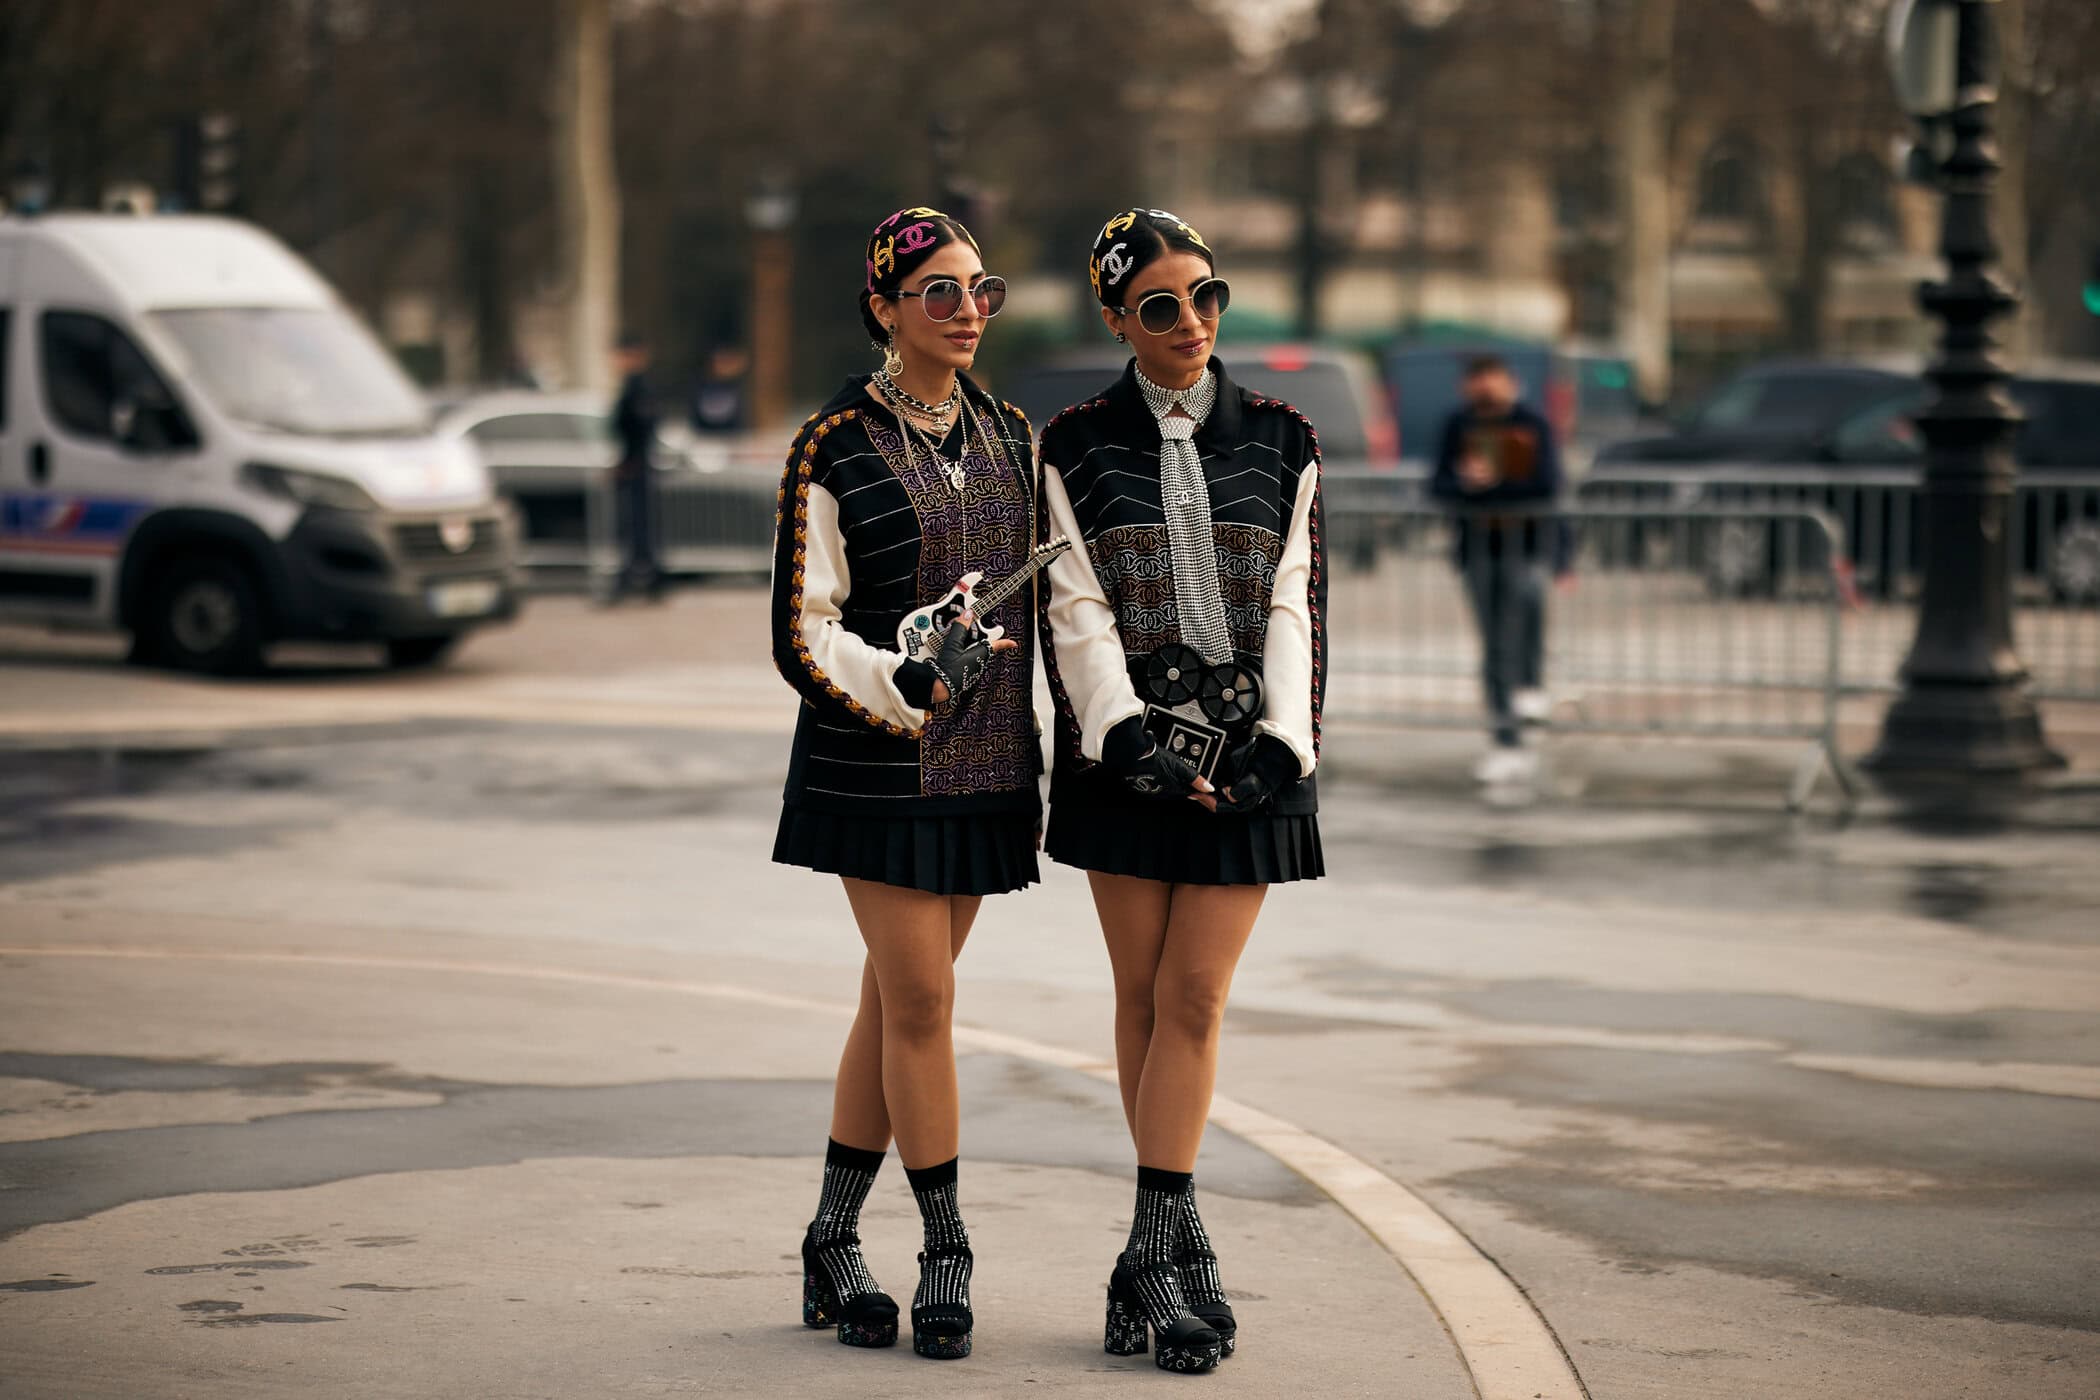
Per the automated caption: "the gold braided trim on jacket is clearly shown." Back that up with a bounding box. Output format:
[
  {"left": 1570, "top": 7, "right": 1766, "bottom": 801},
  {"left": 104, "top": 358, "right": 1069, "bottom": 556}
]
[{"left": 777, "top": 407, "right": 924, "bottom": 740}]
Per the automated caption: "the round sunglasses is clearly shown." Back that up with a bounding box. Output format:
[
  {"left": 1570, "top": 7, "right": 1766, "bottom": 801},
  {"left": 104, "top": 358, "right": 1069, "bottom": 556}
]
[
  {"left": 1118, "top": 277, "right": 1231, "bottom": 336},
  {"left": 887, "top": 276, "right": 1007, "bottom": 323}
]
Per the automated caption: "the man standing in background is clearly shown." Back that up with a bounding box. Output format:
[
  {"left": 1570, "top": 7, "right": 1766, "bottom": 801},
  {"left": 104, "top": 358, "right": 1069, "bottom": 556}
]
[
  {"left": 1430, "top": 355, "right": 1572, "bottom": 785},
  {"left": 608, "top": 333, "right": 663, "bottom": 603}
]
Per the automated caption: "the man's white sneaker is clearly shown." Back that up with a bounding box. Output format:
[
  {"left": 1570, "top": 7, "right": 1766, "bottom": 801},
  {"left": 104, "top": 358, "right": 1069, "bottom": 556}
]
[
  {"left": 1513, "top": 688, "right": 1553, "bottom": 724},
  {"left": 1473, "top": 748, "right": 1530, "bottom": 784}
]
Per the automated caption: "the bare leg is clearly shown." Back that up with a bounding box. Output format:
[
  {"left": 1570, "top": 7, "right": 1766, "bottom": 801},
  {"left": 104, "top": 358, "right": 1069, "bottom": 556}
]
[
  {"left": 1133, "top": 884, "right": 1266, "bottom": 1171},
  {"left": 827, "top": 957, "right": 892, "bottom": 1150},
  {"left": 841, "top": 877, "right": 965, "bottom": 1169},
  {"left": 827, "top": 894, "right": 982, "bottom": 1151},
  {"left": 1089, "top": 871, "right": 1174, "bottom": 1138}
]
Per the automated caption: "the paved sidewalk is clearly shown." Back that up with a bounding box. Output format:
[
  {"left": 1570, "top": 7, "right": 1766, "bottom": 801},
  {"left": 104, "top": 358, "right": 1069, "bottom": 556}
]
[{"left": 0, "top": 909, "right": 1471, "bottom": 1399}]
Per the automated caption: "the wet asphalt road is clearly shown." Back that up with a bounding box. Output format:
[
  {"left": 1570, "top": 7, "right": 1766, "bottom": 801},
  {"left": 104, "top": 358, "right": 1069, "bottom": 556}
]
[{"left": 3, "top": 598, "right": 2099, "bottom": 1397}]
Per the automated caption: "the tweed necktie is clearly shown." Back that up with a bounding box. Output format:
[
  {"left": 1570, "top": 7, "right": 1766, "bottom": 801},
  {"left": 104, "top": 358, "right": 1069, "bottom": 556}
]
[{"left": 1136, "top": 366, "right": 1232, "bottom": 665}]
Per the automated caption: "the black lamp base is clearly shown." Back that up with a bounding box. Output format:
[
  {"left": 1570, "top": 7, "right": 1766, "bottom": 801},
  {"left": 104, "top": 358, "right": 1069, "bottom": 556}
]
[{"left": 1863, "top": 682, "right": 2066, "bottom": 817}]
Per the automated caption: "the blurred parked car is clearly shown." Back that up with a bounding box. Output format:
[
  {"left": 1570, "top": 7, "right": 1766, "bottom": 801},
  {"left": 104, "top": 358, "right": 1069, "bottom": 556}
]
[
  {"left": 1583, "top": 359, "right": 2100, "bottom": 600},
  {"left": 435, "top": 391, "right": 775, "bottom": 575},
  {"left": 1003, "top": 342, "right": 1401, "bottom": 567},
  {"left": 1002, "top": 342, "right": 1397, "bottom": 463},
  {"left": 1591, "top": 359, "right": 1918, "bottom": 467}
]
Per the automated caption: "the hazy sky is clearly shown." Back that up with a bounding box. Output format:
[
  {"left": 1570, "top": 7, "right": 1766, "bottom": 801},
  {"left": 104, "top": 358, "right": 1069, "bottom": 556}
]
[
  {"left": 1206, "top": 0, "right": 1319, "bottom": 58},
  {"left": 1208, "top": 0, "right": 1467, "bottom": 57}
]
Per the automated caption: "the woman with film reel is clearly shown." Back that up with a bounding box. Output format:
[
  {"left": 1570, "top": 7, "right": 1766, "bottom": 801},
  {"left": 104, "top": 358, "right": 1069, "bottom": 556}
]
[{"left": 1037, "top": 209, "right": 1325, "bottom": 1374}]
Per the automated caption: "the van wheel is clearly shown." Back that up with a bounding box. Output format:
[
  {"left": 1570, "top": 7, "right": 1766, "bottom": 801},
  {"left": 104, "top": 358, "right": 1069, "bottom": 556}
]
[
  {"left": 386, "top": 636, "right": 460, "bottom": 669},
  {"left": 147, "top": 557, "right": 266, "bottom": 676}
]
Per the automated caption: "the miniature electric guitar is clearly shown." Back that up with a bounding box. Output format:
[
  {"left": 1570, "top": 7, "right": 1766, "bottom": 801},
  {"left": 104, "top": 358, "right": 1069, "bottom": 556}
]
[{"left": 896, "top": 536, "right": 1073, "bottom": 662}]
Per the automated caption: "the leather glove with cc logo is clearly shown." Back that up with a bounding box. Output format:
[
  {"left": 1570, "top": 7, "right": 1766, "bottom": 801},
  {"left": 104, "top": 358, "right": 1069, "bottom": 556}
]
[{"left": 1103, "top": 715, "right": 1212, "bottom": 802}]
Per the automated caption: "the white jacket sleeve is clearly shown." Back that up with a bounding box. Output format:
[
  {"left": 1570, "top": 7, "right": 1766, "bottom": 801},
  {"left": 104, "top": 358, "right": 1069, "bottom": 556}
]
[
  {"left": 1042, "top": 463, "right": 1145, "bottom": 760},
  {"left": 796, "top": 483, "right": 931, "bottom": 734},
  {"left": 1256, "top": 463, "right": 1320, "bottom": 776}
]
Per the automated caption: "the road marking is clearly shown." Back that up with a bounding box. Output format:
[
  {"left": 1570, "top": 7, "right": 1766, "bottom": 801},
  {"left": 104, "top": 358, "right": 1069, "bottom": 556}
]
[
  {"left": 1, "top": 943, "right": 1585, "bottom": 1400},
  {"left": 1785, "top": 1053, "right": 2100, "bottom": 1101}
]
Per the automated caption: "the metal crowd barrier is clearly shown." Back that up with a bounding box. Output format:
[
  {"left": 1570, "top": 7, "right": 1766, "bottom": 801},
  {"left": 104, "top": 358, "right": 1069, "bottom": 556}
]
[
  {"left": 581, "top": 459, "right": 778, "bottom": 596},
  {"left": 1577, "top": 464, "right": 2100, "bottom": 702},
  {"left": 1321, "top": 482, "right": 1854, "bottom": 809}
]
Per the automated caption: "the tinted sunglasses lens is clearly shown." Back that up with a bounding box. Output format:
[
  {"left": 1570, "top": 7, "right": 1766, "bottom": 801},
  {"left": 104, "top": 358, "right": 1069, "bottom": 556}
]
[
  {"left": 1193, "top": 279, "right": 1230, "bottom": 320},
  {"left": 1138, "top": 293, "right": 1182, "bottom": 335},
  {"left": 974, "top": 277, "right": 1007, "bottom": 318},
  {"left": 918, "top": 280, "right": 965, "bottom": 321}
]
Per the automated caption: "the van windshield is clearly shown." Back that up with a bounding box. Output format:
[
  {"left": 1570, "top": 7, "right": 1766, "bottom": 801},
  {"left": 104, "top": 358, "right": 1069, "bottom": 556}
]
[{"left": 148, "top": 307, "right": 431, "bottom": 437}]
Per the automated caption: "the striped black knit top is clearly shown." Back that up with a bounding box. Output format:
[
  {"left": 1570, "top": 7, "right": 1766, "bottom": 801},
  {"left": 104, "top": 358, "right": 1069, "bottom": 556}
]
[
  {"left": 769, "top": 375, "right": 1042, "bottom": 817},
  {"left": 1035, "top": 357, "right": 1326, "bottom": 816}
]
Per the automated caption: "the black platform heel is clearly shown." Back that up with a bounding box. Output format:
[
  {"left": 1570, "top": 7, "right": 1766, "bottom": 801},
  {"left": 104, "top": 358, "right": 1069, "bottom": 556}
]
[
  {"left": 800, "top": 1231, "right": 898, "bottom": 1347},
  {"left": 1104, "top": 1260, "right": 1222, "bottom": 1374},
  {"left": 1177, "top": 1248, "right": 1237, "bottom": 1359},
  {"left": 910, "top": 1243, "right": 974, "bottom": 1359}
]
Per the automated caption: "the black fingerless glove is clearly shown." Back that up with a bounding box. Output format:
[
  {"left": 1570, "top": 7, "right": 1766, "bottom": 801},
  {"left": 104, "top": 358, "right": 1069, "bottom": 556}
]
[
  {"left": 1103, "top": 715, "right": 1204, "bottom": 800},
  {"left": 1216, "top": 734, "right": 1301, "bottom": 813},
  {"left": 925, "top": 618, "right": 993, "bottom": 701}
]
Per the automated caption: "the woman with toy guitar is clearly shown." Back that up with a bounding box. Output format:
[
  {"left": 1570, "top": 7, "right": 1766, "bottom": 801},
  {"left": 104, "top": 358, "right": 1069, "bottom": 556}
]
[
  {"left": 770, "top": 207, "right": 1050, "bottom": 1364},
  {"left": 1037, "top": 208, "right": 1326, "bottom": 1375}
]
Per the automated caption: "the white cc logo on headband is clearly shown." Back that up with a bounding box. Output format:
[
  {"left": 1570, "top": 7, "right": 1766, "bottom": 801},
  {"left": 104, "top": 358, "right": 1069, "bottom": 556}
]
[{"left": 1100, "top": 242, "right": 1133, "bottom": 286}]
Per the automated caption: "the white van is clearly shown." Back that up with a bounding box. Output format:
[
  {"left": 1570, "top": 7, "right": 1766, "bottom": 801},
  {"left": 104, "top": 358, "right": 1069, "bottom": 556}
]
[{"left": 0, "top": 213, "right": 519, "bottom": 672}]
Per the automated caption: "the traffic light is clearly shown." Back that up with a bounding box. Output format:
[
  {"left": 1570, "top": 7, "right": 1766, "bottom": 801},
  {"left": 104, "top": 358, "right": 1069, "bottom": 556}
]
[{"left": 2083, "top": 248, "right": 2100, "bottom": 317}]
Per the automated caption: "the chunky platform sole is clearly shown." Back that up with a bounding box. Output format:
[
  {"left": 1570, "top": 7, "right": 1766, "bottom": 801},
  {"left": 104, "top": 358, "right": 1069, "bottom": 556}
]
[
  {"left": 801, "top": 1242, "right": 898, "bottom": 1347},
  {"left": 911, "top": 1243, "right": 975, "bottom": 1361},
  {"left": 1180, "top": 1249, "right": 1237, "bottom": 1360},
  {"left": 911, "top": 1327, "right": 973, "bottom": 1359},
  {"left": 1104, "top": 1276, "right": 1222, "bottom": 1374},
  {"left": 1193, "top": 1307, "right": 1237, "bottom": 1359}
]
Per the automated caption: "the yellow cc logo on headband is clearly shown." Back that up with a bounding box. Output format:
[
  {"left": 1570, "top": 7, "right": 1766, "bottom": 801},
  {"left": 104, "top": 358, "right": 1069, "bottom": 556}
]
[{"left": 1100, "top": 210, "right": 1138, "bottom": 242}]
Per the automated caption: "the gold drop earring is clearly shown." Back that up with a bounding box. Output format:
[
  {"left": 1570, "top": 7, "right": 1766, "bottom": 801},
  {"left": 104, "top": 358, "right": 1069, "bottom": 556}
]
[{"left": 882, "top": 329, "right": 905, "bottom": 379}]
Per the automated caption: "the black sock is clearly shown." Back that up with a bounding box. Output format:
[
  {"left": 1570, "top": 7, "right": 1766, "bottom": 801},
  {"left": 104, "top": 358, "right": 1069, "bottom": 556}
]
[
  {"left": 905, "top": 1157, "right": 971, "bottom": 1316},
  {"left": 1177, "top": 1176, "right": 1226, "bottom": 1307},
  {"left": 808, "top": 1138, "right": 884, "bottom": 1301},
  {"left": 1123, "top": 1166, "right": 1196, "bottom": 1328}
]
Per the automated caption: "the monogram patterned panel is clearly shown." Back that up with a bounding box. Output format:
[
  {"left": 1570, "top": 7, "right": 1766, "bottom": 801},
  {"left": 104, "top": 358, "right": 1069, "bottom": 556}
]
[
  {"left": 1086, "top": 521, "right": 1284, "bottom": 661},
  {"left": 865, "top": 412, "right": 1036, "bottom": 797}
]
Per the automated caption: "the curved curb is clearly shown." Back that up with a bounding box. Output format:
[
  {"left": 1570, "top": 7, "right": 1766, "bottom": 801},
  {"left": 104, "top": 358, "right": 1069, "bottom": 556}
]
[{"left": 2, "top": 944, "right": 1587, "bottom": 1400}]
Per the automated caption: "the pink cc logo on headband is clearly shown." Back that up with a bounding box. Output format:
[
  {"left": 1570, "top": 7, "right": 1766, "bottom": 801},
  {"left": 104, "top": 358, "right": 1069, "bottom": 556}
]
[{"left": 894, "top": 221, "right": 938, "bottom": 255}]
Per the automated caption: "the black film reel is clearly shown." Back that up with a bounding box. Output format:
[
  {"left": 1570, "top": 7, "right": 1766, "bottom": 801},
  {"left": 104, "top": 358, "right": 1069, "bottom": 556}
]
[
  {"left": 1199, "top": 662, "right": 1263, "bottom": 727},
  {"left": 1142, "top": 643, "right": 1205, "bottom": 708}
]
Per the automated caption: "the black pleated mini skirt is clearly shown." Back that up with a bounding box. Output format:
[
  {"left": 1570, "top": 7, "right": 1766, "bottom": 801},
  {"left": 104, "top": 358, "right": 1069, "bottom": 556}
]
[
  {"left": 1044, "top": 802, "right": 1324, "bottom": 886},
  {"left": 773, "top": 806, "right": 1040, "bottom": 896}
]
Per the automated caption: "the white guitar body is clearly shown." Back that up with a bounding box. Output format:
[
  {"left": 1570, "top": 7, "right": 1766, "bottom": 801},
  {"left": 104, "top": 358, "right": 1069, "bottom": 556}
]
[
  {"left": 897, "top": 574, "right": 998, "bottom": 662},
  {"left": 895, "top": 537, "right": 1072, "bottom": 663}
]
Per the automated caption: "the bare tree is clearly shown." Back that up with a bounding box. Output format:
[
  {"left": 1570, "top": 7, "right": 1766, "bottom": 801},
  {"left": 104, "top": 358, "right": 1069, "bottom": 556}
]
[
  {"left": 1617, "top": 0, "right": 1675, "bottom": 404},
  {"left": 552, "top": 0, "right": 618, "bottom": 394}
]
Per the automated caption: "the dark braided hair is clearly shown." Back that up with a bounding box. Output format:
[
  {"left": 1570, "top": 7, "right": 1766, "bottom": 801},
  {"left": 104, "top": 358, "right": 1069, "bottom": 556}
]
[
  {"left": 1087, "top": 208, "right": 1214, "bottom": 309},
  {"left": 859, "top": 205, "right": 981, "bottom": 345}
]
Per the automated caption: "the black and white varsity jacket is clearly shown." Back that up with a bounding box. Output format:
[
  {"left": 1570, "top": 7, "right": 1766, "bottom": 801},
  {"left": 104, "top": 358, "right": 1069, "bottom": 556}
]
[
  {"left": 1036, "top": 357, "right": 1325, "bottom": 816},
  {"left": 769, "top": 375, "right": 1042, "bottom": 818}
]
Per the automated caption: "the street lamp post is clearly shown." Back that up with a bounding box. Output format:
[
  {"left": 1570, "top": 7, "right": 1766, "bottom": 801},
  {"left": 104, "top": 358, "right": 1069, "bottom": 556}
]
[{"left": 1863, "top": 0, "right": 2062, "bottom": 801}]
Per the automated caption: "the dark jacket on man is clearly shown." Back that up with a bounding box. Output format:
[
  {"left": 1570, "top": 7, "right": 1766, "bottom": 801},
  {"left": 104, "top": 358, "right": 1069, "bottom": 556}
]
[
  {"left": 612, "top": 371, "right": 658, "bottom": 476},
  {"left": 1428, "top": 401, "right": 1570, "bottom": 573}
]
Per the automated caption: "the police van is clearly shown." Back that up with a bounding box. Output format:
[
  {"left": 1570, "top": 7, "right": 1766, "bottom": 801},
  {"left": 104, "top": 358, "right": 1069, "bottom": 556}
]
[{"left": 0, "top": 213, "right": 519, "bottom": 673}]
